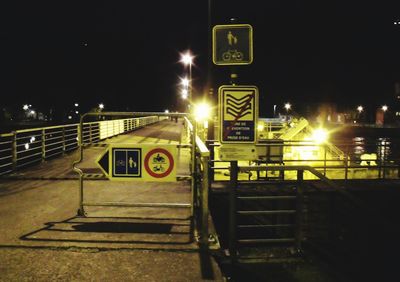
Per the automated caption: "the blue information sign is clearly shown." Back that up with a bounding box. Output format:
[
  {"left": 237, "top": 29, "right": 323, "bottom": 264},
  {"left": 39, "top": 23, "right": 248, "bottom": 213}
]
[{"left": 112, "top": 148, "right": 141, "bottom": 178}]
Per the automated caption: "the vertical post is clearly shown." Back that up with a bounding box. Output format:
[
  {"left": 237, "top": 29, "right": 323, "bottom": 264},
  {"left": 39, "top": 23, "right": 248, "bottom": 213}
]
[
  {"left": 295, "top": 169, "right": 304, "bottom": 251},
  {"left": 382, "top": 142, "right": 386, "bottom": 179},
  {"left": 201, "top": 155, "right": 210, "bottom": 246},
  {"left": 62, "top": 127, "right": 66, "bottom": 154},
  {"left": 229, "top": 161, "right": 238, "bottom": 262},
  {"left": 77, "top": 119, "right": 85, "bottom": 216},
  {"left": 206, "top": 140, "right": 215, "bottom": 182},
  {"left": 323, "top": 144, "right": 327, "bottom": 176},
  {"left": 89, "top": 123, "right": 93, "bottom": 144},
  {"left": 344, "top": 145, "right": 349, "bottom": 182},
  {"left": 41, "top": 129, "right": 46, "bottom": 162},
  {"left": 190, "top": 119, "right": 197, "bottom": 217},
  {"left": 11, "top": 131, "right": 17, "bottom": 171}
]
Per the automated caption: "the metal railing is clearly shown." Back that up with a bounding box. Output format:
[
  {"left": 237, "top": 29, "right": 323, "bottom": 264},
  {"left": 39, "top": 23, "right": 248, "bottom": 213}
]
[
  {"left": 0, "top": 116, "right": 161, "bottom": 176},
  {"left": 226, "top": 163, "right": 376, "bottom": 262},
  {"left": 210, "top": 140, "right": 400, "bottom": 181}
]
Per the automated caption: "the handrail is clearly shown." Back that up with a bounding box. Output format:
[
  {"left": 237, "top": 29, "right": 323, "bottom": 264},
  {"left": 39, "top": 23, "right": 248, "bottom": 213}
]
[
  {"left": 238, "top": 164, "right": 389, "bottom": 221},
  {"left": 196, "top": 136, "right": 209, "bottom": 157},
  {"left": 0, "top": 115, "right": 162, "bottom": 176}
]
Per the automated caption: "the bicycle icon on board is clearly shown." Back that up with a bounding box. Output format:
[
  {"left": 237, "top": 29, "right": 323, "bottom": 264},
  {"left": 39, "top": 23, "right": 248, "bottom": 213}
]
[{"left": 222, "top": 49, "right": 244, "bottom": 61}]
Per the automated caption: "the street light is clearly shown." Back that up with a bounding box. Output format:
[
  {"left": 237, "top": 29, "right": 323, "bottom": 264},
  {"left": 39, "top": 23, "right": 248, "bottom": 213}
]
[
  {"left": 181, "top": 89, "right": 188, "bottom": 99},
  {"left": 99, "top": 103, "right": 104, "bottom": 110},
  {"left": 357, "top": 105, "right": 363, "bottom": 113},
  {"left": 181, "top": 77, "right": 189, "bottom": 88},
  {"left": 284, "top": 103, "right": 291, "bottom": 112},
  {"left": 180, "top": 51, "right": 194, "bottom": 110},
  {"left": 382, "top": 105, "right": 388, "bottom": 112}
]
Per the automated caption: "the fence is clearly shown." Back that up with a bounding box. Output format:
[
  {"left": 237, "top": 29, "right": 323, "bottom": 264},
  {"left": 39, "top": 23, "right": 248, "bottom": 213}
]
[{"left": 0, "top": 116, "right": 161, "bottom": 176}]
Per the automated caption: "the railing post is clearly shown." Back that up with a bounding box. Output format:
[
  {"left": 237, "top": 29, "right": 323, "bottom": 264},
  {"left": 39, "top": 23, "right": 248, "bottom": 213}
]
[
  {"left": 295, "top": 169, "right": 304, "bottom": 251},
  {"left": 62, "top": 127, "right": 66, "bottom": 155},
  {"left": 201, "top": 156, "right": 209, "bottom": 246},
  {"left": 323, "top": 144, "right": 327, "bottom": 176},
  {"left": 11, "top": 131, "right": 17, "bottom": 171},
  {"left": 191, "top": 120, "right": 197, "bottom": 215},
  {"left": 229, "top": 161, "right": 238, "bottom": 262},
  {"left": 41, "top": 129, "right": 46, "bottom": 162},
  {"left": 89, "top": 123, "right": 93, "bottom": 144},
  {"left": 206, "top": 140, "right": 215, "bottom": 182},
  {"left": 344, "top": 145, "right": 349, "bottom": 182}
]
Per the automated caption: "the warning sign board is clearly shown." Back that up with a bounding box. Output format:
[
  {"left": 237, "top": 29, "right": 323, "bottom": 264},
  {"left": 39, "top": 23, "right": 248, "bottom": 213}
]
[
  {"left": 144, "top": 148, "right": 175, "bottom": 180},
  {"left": 212, "top": 24, "right": 253, "bottom": 65},
  {"left": 219, "top": 85, "right": 258, "bottom": 144},
  {"left": 96, "top": 144, "right": 177, "bottom": 182}
]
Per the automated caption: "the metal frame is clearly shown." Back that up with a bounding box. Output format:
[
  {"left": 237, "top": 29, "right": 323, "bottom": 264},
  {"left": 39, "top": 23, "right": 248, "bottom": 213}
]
[
  {"left": 72, "top": 112, "right": 211, "bottom": 246},
  {"left": 208, "top": 140, "right": 400, "bottom": 181},
  {"left": 227, "top": 163, "right": 352, "bottom": 262}
]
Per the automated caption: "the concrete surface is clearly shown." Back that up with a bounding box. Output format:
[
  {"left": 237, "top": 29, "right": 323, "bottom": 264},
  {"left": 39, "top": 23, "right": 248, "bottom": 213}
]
[{"left": 0, "top": 120, "right": 224, "bottom": 281}]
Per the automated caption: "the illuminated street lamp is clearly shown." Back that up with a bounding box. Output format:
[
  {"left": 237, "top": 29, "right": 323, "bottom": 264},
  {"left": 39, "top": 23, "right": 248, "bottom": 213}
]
[
  {"left": 357, "top": 105, "right": 363, "bottom": 113},
  {"left": 23, "top": 104, "right": 29, "bottom": 111},
  {"left": 99, "top": 103, "right": 104, "bottom": 110},
  {"left": 284, "top": 103, "right": 291, "bottom": 113},
  {"left": 181, "top": 89, "right": 188, "bottom": 100},
  {"left": 181, "top": 77, "right": 189, "bottom": 88},
  {"left": 180, "top": 50, "right": 194, "bottom": 110},
  {"left": 382, "top": 105, "right": 388, "bottom": 112}
]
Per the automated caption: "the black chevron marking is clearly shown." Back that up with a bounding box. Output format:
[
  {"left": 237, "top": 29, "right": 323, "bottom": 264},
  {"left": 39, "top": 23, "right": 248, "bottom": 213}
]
[
  {"left": 226, "top": 99, "right": 252, "bottom": 110},
  {"left": 227, "top": 108, "right": 252, "bottom": 119},
  {"left": 226, "top": 94, "right": 253, "bottom": 102},
  {"left": 226, "top": 100, "right": 252, "bottom": 111}
]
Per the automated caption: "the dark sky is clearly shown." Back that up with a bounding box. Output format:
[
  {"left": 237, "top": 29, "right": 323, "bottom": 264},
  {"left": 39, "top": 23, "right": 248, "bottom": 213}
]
[{"left": 1, "top": 0, "right": 399, "bottom": 116}]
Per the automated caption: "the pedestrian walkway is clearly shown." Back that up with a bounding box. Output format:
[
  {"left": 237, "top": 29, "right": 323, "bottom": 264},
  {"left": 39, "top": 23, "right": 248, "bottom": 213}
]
[{"left": 0, "top": 119, "right": 224, "bottom": 281}]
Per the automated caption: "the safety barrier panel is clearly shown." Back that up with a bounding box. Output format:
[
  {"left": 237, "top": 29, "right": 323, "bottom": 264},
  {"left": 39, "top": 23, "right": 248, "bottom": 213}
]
[
  {"left": 71, "top": 112, "right": 212, "bottom": 247},
  {"left": 0, "top": 116, "right": 161, "bottom": 176}
]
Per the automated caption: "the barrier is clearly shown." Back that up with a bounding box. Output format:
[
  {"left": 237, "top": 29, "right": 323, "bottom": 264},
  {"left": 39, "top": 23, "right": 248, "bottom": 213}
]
[{"left": 72, "top": 112, "right": 212, "bottom": 246}]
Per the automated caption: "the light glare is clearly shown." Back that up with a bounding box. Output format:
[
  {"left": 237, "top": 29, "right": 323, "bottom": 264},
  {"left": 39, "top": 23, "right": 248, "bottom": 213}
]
[{"left": 312, "top": 128, "right": 329, "bottom": 144}]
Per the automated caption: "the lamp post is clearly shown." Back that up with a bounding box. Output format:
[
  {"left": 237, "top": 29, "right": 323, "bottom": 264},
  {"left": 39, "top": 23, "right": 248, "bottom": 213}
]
[
  {"left": 180, "top": 51, "right": 194, "bottom": 111},
  {"left": 356, "top": 105, "right": 363, "bottom": 122},
  {"left": 284, "top": 102, "right": 291, "bottom": 113},
  {"left": 284, "top": 103, "right": 291, "bottom": 120}
]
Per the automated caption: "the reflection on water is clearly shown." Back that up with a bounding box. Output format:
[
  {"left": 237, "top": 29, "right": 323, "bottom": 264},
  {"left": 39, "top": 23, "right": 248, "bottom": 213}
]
[{"left": 350, "top": 136, "right": 393, "bottom": 162}]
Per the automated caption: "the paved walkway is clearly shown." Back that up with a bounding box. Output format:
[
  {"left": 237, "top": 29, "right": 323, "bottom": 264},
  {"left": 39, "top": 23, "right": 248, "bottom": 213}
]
[{"left": 0, "top": 120, "right": 224, "bottom": 281}]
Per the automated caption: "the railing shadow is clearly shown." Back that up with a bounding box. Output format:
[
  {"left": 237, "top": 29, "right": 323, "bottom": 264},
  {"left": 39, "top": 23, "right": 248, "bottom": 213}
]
[{"left": 19, "top": 216, "right": 194, "bottom": 247}]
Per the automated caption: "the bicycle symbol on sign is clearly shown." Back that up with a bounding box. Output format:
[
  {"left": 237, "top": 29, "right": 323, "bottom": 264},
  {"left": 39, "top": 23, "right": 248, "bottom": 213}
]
[{"left": 222, "top": 50, "right": 244, "bottom": 61}]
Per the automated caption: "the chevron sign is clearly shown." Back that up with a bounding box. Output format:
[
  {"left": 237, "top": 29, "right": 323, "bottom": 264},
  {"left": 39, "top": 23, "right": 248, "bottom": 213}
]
[{"left": 219, "top": 85, "right": 258, "bottom": 143}]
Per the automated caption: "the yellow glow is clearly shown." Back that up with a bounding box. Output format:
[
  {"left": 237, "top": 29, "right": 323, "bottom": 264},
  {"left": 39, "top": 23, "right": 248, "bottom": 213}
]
[
  {"left": 312, "top": 128, "right": 329, "bottom": 144},
  {"left": 194, "top": 102, "right": 211, "bottom": 121},
  {"left": 257, "top": 123, "right": 264, "bottom": 131}
]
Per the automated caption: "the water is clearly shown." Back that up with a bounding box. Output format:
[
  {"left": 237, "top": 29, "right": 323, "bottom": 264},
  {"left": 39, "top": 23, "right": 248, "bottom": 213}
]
[{"left": 329, "top": 125, "right": 400, "bottom": 162}]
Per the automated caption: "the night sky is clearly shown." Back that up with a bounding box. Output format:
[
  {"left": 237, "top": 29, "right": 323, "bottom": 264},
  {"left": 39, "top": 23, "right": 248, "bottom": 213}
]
[{"left": 1, "top": 0, "right": 399, "bottom": 117}]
